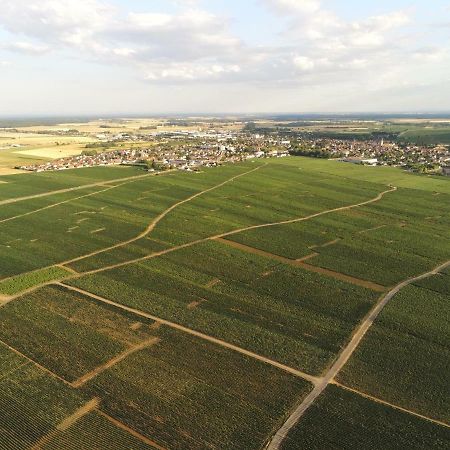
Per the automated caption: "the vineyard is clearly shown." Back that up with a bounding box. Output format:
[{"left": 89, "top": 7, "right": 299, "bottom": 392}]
[{"left": 0, "top": 157, "right": 449, "bottom": 449}]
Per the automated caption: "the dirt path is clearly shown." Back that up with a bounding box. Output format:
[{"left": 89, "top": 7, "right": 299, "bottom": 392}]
[
  {"left": 67, "top": 185, "right": 397, "bottom": 278},
  {"left": 63, "top": 163, "right": 266, "bottom": 266},
  {"left": 0, "top": 338, "right": 72, "bottom": 386},
  {"left": 0, "top": 171, "right": 165, "bottom": 206},
  {"left": 98, "top": 411, "right": 167, "bottom": 450},
  {"left": 215, "top": 238, "right": 386, "bottom": 292},
  {"left": 220, "top": 186, "right": 397, "bottom": 239},
  {"left": 71, "top": 337, "right": 160, "bottom": 388},
  {"left": 0, "top": 294, "right": 12, "bottom": 305},
  {"left": 58, "top": 398, "right": 101, "bottom": 431},
  {"left": 266, "top": 259, "right": 450, "bottom": 449},
  {"left": 32, "top": 398, "right": 100, "bottom": 449},
  {"left": 0, "top": 186, "right": 115, "bottom": 224},
  {"left": 333, "top": 382, "right": 450, "bottom": 429},
  {"left": 57, "top": 283, "right": 320, "bottom": 385}
]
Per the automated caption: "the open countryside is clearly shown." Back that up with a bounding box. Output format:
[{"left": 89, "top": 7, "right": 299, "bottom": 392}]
[
  {"left": 1, "top": 0, "right": 450, "bottom": 447},
  {"left": 1, "top": 154, "right": 449, "bottom": 449}
]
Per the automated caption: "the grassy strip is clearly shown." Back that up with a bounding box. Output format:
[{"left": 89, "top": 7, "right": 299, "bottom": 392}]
[{"left": 0, "top": 266, "right": 72, "bottom": 295}]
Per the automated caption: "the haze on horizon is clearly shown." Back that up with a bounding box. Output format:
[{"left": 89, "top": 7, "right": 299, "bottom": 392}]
[{"left": 0, "top": 0, "right": 449, "bottom": 116}]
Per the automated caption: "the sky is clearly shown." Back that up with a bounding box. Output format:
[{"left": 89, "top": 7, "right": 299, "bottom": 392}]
[{"left": 0, "top": 0, "right": 449, "bottom": 115}]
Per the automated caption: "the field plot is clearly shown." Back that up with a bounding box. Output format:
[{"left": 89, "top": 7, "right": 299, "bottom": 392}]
[
  {"left": 0, "top": 165, "right": 144, "bottom": 201},
  {"left": 280, "top": 385, "right": 450, "bottom": 450},
  {"left": 0, "top": 284, "right": 158, "bottom": 382},
  {"left": 337, "top": 284, "right": 450, "bottom": 422},
  {"left": 0, "top": 266, "right": 72, "bottom": 296},
  {"left": 150, "top": 163, "right": 388, "bottom": 247},
  {"left": 83, "top": 326, "right": 312, "bottom": 450},
  {"left": 0, "top": 343, "right": 87, "bottom": 449},
  {"left": 414, "top": 272, "right": 450, "bottom": 296},
  {"left": 302, "top": 188, "right": 450, "bottom": 286},
  {"left": 0, "top": 164, "right": 258, "bottom": 278},
  {"left": 69, "top": 239, "right": 379, "bottom": 375}
]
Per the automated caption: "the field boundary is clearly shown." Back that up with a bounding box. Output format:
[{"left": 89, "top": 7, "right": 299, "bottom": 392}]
[
  {"left": 71, "top": 337, "right": 160, "bottom": 388},
  {"left": 333, "top": 382, "right": 450, "bottom": 428},
  {"left": 57, "top": 282, "right": 320, "bottom": 385},
  {"left": 63, "top": 184, "right": 397, "bottom": 278},
  {"left": 266, "top": 259, "right": 450, "bottom": 449},
  {"left": 215, "top": 237, "right": 386, "bottom": 292},
  {"left": 63, "top": 163, "right": 267, "bottom": 266},
  {"left": 0, "top": 170, "right": 166, "bottom": 206},
  {"left": 31, "top": 398, "right": 100, "bottom": 449},
  {"left": 98, "top": 411, "right": 167, "bottom": 450}
]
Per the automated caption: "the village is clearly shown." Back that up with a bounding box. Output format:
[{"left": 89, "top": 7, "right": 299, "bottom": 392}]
[
  {"left": 11, "top": 125, "right": 450, "bottom": 176},
  {"left": 14, "top": 128, "right": 291, "bottom": 172}
]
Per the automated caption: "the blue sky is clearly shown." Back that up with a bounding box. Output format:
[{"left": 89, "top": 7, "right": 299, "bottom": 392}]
[{"left": 0, "top": 0, "right": 449, "bottom": 115}]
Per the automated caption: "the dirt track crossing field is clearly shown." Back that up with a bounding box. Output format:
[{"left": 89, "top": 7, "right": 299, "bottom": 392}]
[{"left": 266, "top": 259, "right": 450, "bottom": 449}]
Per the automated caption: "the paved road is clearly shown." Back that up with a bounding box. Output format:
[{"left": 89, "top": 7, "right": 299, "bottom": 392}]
[{"left": 266, "top": 259, "right": 450, "bottom": 449}]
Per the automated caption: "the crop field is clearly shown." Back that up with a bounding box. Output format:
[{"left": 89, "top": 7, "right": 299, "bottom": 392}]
[
  {"left": 0, "top": 266, "right": 72, "bottom": 295},
  {"left": 0, "top": 285, "right": 159, "bottom": 382},
  {"left": 82, "top": 326, "right": 312, "bottom": 450},
  {"left": 68, "top": 239, "right": 380, "bottom": 375},
  {"left": 337, "top": 283, "right": 450, "bottom": 422},
  {"left": 280, "top": 385, "right": 450, "bottom": 449},
  {"left": 0, "top": 131, "right": 97, "bottom": 175},
  {"left": 0, "top": 290, "right": 312, "bottom": 449},
  {"left": 0, "top": 343, "right": 87, "bottom": 449},
  {"left": 0, "top": 156, "right": 449, "bottom": 449},
  {"left": 0, "top": 163, "right": 262, "bottom": 278}
]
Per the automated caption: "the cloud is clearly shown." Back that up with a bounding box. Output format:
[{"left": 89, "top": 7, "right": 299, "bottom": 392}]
[
  {"left": 0, "top": 0, "right": 447, "bottom": 99},
  {"left": 2, "top": 41, "right": 50, "bottom": 54},
  {"left": 0, "top": 0, "right": 243, "bottom": 82},
  {"left": 262, "top": 0, "right": 321, "bottom": 15}
]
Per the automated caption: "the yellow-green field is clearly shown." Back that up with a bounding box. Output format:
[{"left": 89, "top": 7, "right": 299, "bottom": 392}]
[{"left": 0, "top": 132, "right": 97, "bottom": 174}]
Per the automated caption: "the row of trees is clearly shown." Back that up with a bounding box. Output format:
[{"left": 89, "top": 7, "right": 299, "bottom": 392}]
[{"left": 289, "top": 147, "right": 345, "bottom": 159}]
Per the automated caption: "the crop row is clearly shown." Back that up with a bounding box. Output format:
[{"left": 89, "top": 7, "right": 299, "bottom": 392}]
[
  {"left": 281, "top": 385, "right": 450, "bottom": 449},
  {"left": 69, "top": 240, "right": 379, "bottom": 375},
  {"left": 338, "top": 285, "right": 450, "bottom": 422},
  {"left": 0, "top": 285, "right": 158, "bottom": 381},
  {"left": 83, "top": 326, "right": 311, "bottom": 450}
]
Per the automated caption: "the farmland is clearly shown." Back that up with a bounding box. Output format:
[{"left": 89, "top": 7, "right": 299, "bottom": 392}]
[
  {"left": 337, "top": 281, "right": 450, "bottom": 423},
  {"left": 280, "top": 385, "right": 450, "bottom": 449},
  {"left": 0, "top": 155, "right": 449, "bottom": 449},
  {"left": 0, "top": 131, "right": 97, "bottom": 175}
]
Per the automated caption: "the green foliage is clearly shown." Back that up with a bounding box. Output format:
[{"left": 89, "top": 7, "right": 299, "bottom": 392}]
[
  {"left": 0, "top": 346, "right": 88, "bottom": 449},
  {"left": 0, "top": 266, "right": 72, "bottom": 295},
  {"left": 281, "top": 385, "right": 450, "bottom": 449},
  {"left": 69, "top": 240, "right": 378, "bottom": 375},
  {"left": 338, "top": 285, "right": 450, "bottom": 422},
  {"left": 0, "top": 285, "right": 156, "bottom": 381},
  {"left": 84, "top": 327, "right": 312, "bottom": 450},
  {"left": 81, "top": 149, "right": 98, "bottom": 156}
]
